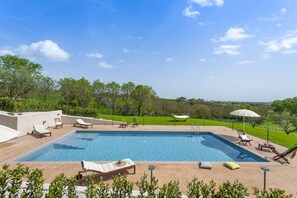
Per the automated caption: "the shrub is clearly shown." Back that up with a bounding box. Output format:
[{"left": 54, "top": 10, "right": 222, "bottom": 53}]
[
  {"left": 111, "top": 174, "right": 134, "bottom": 197},
  {"left": 58, "top": 105, "right": 98, "bottom": 117},
  {"left": 0, "top": 164, "right": 11, "bottom": 197},
  {"left": 0, "top": 98, "right": 15, "bottom": 112},
  {"left": 66, "top": 177, "right": 79, "bottom": 198},
  {"left": 187, "top": 178, "right": 216, "bottom": 198},
  {"left": 253, "top": 187, "right": 293, "bottom": 198},
  {"left": 96, "top": 176, "right": 110, "bottom": 197},
  {"left": 22, "top": 168, "right": 44, "bottom": 198},
  {"left": 215, "top": 180, "right": 249, "bottom": 198},
  {"left": 86, "top": 174, "right": 97, "bottom": 198},
  {"left": 136, "top": 173, "right": 159, "bottom": 197},
  {"left": 45, "top": 173, "right": 68, "bottom": 198},
  {"left": 158, "top": 180, "right": 182, "bottom": 198},
  {"left": 0, "top": 164, "right": 295, "bottom": 198},
  {"left": 7, "top": 164, "right": 29, "bottom": 197}
]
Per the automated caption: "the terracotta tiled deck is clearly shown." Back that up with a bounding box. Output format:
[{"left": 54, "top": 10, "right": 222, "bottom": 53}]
[{"left": 1, "top": 125, "right": 297, "bottom": 195}]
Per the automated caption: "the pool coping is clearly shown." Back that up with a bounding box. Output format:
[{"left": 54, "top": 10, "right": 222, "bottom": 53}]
[
  {"left": 2, "top": 125, "right": 296, "bottom": 195},
  {"left": 11, "top": 129, "right": 278, "bottom": 165}
]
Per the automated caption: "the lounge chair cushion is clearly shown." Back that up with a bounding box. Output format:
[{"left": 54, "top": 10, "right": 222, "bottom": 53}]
[
  {"left": 224, "top": 162, "right": 240, "bottom": 170},
  {"left": 239, "top": 135, "right": 249, "bottom": 141},
  {"left": 198, "top": 161, "right": 212, "bottom": 169},
  {"left": 82, "top": 158, "right": 135, "bottom": 173}
]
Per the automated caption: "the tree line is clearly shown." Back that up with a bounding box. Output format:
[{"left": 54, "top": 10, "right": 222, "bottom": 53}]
[
  {"left": 0, "top": 55, "right": 157, "bottom": 117},
  {"left": 0, "top": 55, "right": 270, "bottom": 120}
]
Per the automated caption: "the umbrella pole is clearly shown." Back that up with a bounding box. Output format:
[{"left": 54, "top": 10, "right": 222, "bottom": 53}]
[
  {"left": 243, "top": 116, "right": 245, "bottom": 134},
  {"left": 266, "top": 121, "right": 270, "bottom": 143}
]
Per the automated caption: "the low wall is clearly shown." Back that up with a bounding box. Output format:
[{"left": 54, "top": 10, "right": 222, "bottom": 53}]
[
  {"left": 0, "top": 111, "right": 123, "bottom": 137},
  {"left": 61, "top": 115, "right": 123, "bottom": 125},
  {"left": 0, "top": 111, "right": 18, "bottom": 130},
  {"left": 0, "top": 110, "right": 62, "bottom": 136},
  {"left": 17, "top": 110, "right": 62, "bottom": 136}
]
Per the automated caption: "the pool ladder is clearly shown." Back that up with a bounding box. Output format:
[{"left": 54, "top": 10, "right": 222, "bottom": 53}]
[{"left": 191, "top": 123, "right": 200, "bottom": 131}]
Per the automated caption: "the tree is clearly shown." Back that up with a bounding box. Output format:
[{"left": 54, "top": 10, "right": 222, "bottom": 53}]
[
  {"left": 105, "top": 81, "right": 121, "bottom": 115},
  {"left": 194, "top": 104, "right": 211, "bottom": 119},
  {"left": 121, "top": 82, "right": 135, "bottom": 115},
  {"left": 77, "top": 78, "right": 94, "bottom": 108},
  {"left": 285, "top": 97, "right": 297, "bottom": 116},
  {"left": 249, "top": 117, "right": 265, "bottom": 128},
  {"left": 132, "top": 85, "right": 156, "bottom": 115},
  {"left": 176, "top": 97, "right": 187, "bottom": 103},
  {"left": 59, "top": 78, "right": 93, "bottom": 108},
  {"left": 274, "top": 115, "right": 295, "bottom": 134},
  {"left": 189, "top": 98, "right": 197, "bottom": 105},
  {"left": 38, "top": 76, "right": 56, "bottom": 101},
  {"left": 0, "top": 55, "right": 42, "bottom": 99},
  {"left": 93, "top": 79, "right": 106, "bottom": 106},
  {"left": 272, "top": 100, "right": 285, "bottom": 114},
  {"left": 240, "top": 103, "right": 251, "bottom": 110}
]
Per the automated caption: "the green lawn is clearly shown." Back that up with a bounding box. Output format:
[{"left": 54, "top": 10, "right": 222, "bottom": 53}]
[{"left": 99, "top": 114, "right": 297, "bottom": 148}]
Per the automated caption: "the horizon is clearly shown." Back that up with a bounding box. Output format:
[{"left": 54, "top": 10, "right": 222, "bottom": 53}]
[{"left": 1, "top": 0, "right": 297, "bottom": 102}]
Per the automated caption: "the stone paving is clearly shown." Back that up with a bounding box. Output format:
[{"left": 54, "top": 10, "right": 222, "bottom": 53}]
[{"left": 1, "top": 124, "right": 296, "bottom": 195}]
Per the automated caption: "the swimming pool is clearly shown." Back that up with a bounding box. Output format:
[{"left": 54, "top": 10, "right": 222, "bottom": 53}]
[{"left": 15, "top": 131, "right": 268, "bottom": 162}]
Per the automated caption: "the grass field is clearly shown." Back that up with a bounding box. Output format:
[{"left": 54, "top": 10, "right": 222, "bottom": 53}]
[{"left": 99, "top": 114, "right": 297, "bottom": 148}]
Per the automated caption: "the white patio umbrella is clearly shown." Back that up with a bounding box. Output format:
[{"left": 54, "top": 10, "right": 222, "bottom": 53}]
[{"left": 230, "top": 109, "right": 260, "bottom": 133}]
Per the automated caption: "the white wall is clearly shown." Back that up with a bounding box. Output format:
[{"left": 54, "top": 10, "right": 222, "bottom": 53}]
[
  {"left": 17, "top": 110, "right": 62, "bottom": 136},
  {"left": 0, "top": 110, "right": 124, "bottom": 136},
  {"left": 0, "top": 110, "right": 62, "bottom": 136}
]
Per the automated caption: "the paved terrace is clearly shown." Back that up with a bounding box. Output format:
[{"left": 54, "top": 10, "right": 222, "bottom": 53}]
[{"left": 1, "top": 125, "right": 296, "bottom": 196}]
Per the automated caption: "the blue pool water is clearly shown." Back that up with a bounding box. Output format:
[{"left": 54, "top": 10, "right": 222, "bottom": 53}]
[{"left": 15, "top": 131, "right": 268, "bottom": 162}]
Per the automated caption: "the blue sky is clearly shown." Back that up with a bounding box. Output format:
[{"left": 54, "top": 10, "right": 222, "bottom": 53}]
[{"left": 1, "top": 0, "right": 297, "bottom": 102}]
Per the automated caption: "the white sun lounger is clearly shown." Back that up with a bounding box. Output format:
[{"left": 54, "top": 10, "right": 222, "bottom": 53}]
[
  {"left": 32, "top": 124, "right": 51, "bottom": 137},
  {"left": 54, "top": 118, "right": 64, "bottom": 129},
  {"left": 74, "top": 119, "right": 93, "bottom": 128},
  {"left": 77, "top": 158, "right": 136, "bottom": 182},
  {"left": 237, "top": 130, "right": 253, "bottom": 146}
]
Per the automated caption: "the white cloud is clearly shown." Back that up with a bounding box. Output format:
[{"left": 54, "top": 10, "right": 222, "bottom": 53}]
[
  {"left": 199, "top": 58, "right": 215, "bottom": 62},
  {"left": 283, "top": 50, "right": 297, "bottom": 54},
  {"left": 99, "top": 61, "right": 113, "bottom": 69},
  {"left": 238, "top": 60, "right": 255, "bottom": 65},
  {"left": 211, "top": 38, "right": 218, "bottom": 42},
  {"left": 17, "top": 40, "right": 69, "bottom": 61},
  {"left": 165, "top": 57, "right": 173, "bottom": 62},
  {"left": 122, "top": 48, "right": 143, "bottom": 54},
  {"left": 214, "top": 45, "right": 240, "bottom": 55},
  {"left": 264, "top": 33, "right": 297, "bottom": 54},
  {"left": 183, "top": 6, "right": 200, "bottom": 18},
  {"left": 220, "top": 27, "right": 253, "bottom": 42},
  {"left": 191, "top": 0, "right": 224, "bottom": 7},
  {"left": 208, "top": 76, "right": 215, "bottom": 79},
  {"left": 0, "top": 49, "right": 15, "bottom": 56},
  {"left": 259, "top": 16, "right": 282, "bottom": 21},
  {"left": 86, "top": 52, "right": 103, "bottom": 59},
  {"left": 277, "top": 23, "right": 282, "bottom": 27},
  {"left": 280, "top": 8, "right": 287, "bottom": 14},
  {"left": 123, "top": 48, "right": 129, "bottom": 54}
]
